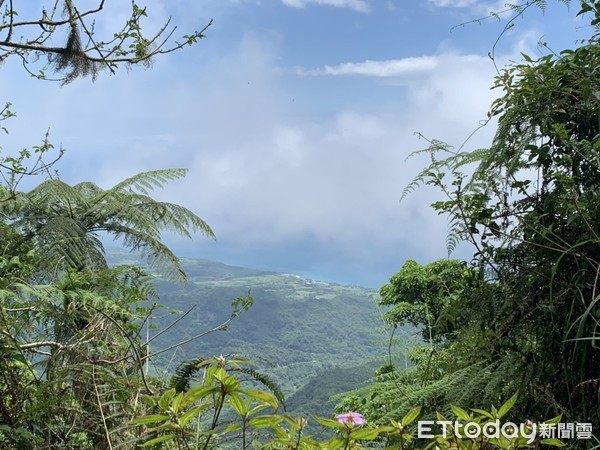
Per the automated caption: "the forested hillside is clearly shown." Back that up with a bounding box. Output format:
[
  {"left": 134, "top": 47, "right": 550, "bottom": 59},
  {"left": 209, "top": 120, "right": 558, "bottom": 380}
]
[
  {"left": 107, "top": 248, "right": 395, "bottom": 408},
  {"left": 152, "top": 271, "right": 383, "bottom": 395}
]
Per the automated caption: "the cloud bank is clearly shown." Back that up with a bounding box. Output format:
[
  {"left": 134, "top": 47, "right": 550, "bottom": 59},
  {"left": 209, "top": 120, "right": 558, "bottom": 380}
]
[
  {"left": 282, "top": 0, "right": 371, "bottom": 13},
  {"left": 0, "top": 18, "right": 531, "bottom": 285}
]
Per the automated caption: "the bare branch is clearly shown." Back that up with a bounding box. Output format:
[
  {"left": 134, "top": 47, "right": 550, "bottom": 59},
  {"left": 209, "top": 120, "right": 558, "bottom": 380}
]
[
  {"left": 145, "top": 315, "right": 234, "bottom": 360},
  {"left": 0, "top": 1, "right": 212, "bottom": 83},
  {"left": 19, "top": 340, "right": 62, "bottom": 350}
]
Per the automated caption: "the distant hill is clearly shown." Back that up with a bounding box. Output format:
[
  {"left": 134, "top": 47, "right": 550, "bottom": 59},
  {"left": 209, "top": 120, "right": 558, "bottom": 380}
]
[{"left": 107, "top": 248, "right": 411, "bottom": 416}]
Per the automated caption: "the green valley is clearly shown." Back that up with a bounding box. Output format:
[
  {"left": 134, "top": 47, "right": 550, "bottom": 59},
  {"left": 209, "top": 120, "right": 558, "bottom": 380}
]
[{"left": 107, "top": 248, "right": 411, "bottom": 416}]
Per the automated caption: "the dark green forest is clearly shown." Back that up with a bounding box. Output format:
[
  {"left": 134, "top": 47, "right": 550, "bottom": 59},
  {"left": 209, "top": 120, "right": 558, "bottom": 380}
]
[{"left": 1, "top": 0, "right": 600, "bottom": 449}]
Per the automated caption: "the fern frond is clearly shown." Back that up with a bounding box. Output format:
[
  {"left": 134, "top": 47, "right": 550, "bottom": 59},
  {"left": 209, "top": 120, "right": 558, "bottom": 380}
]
[
  {"left": 400, "top": 140, "right": 455, "bottom": 202},
  {"left": 3, "top": 169, "right": 213, "bottom": 280},
  {"left": 234, "top": 367, "right": 286, "bottom": 408},
  {"left": 27, "top": 178, "right": 88, "bottom": 207},
  {"left": 453, "top": 148, "right": 494, "bottom": 170},
  {"left": 136, "top": 201, "right": 214, "bottom": 239},
  {"left": 111, "top": 169, "right": 188, "bottom": 195},
  {"left": 170, "top": 357, "right": 211, "bottom": 392},
  {"left": 103, "top": 223, "right": 183, "bottom": 280},
  {"left": 446, "top": 217, "right": 465, "bottom": 256}
]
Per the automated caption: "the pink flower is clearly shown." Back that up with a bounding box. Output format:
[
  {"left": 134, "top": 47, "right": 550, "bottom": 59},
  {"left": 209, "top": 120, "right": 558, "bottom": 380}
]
[{"left": 336, "top": 412, "right": 366, "bottom": 426}]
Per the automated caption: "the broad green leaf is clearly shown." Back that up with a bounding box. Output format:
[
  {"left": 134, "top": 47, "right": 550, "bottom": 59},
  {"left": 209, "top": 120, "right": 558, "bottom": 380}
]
[
  {"left": 541, "top": 438, "right": 566, "bottom": 447},
  {"left": 401, "top": 406, "right": 422, "bottom": 427},
  {"left": 271, "top": 425, "right": 288, "bottom": 439},
  {"left": 183, "top": 385, "right": 217, "bottom": 405},
  {"left": 350, "top": 427, "right": 380, "bottom": 440},
  {"left": 240, "top": 389, "right": 278, "bottom": 410},
  {"left": 436, "top": 411, "right": 448, "bottom": 422},
  {"left": 158, "top": 388, "right": 176, "bottom": 411},
  {"left": 249, "top": 403, "right": 271, "bottom": 417},
  {"left": 229, "top": 393, "right": 249, "bottom": 417},
  {"left": 171, "top": 392, "right": 183, "bottom": 413},
  {"left": 497, "top": 392, "right": 518, "bottom": 419},
  {"left": 543, "top": 415, "right": 563, "bottom": 425},
  {"left": 222, "top": 374, "right": 240, "bottom": 392},
  {"left": 312, "top": 416, "right": 346, "bottom": 430},
  {"left": 491, "top": 405, "right": 498, "bottom": 417},
  {"left": 451, "top": 405, "right": 471, "bottom": 422},
  {"left": 470, "top": 408, "right": 494, "bottom": 419},
  {"left": 322, "top": 437, "right": 346, "bottom": 449},
  {"left": 130, "top": 414, "right": 169, "bottom": 425},
  {"left": 179, "top": 405, "right": 207, "bottom": 427},
  {"left": 139, "top": 433, "right": 176, "bottom": 446},
  {"left": 248, "top": 415, "right": 283, "bottom": 428},
  {"left": 224, "top": 423, "right": 243, "bottom": 433},
  {"left": 212, "top": 367, "right": 227, "bottom": 381}
]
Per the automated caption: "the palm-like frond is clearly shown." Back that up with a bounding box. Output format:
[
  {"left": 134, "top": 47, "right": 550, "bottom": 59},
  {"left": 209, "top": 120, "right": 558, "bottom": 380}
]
[
  {"left": 111, "top": 168, "right": 188, "bottom": 195},
  {"left": 1, "top": 169, "right": 214, "bottom": 280}
]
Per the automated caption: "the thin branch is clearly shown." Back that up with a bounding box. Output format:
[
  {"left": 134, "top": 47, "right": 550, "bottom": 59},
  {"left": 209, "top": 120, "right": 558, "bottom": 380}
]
[
  {"left": 19, "top": 340, "right": 62, "bottom": 350},
  {"left": 144, "top": 304, "right": 197, "bottom": 345},
  {"left": 144, "top": 317, "right": 234, "bottom": 360},
  {"left": 91, "top": 365, "right": 114, "bottom": 450},
  {"left": 87, "top": 304, "right": 154, "bottom": 395},
  {"left": 0, "top": 1, "right": 105, "bottom": 31},
  {"left": 0, "top": 2, "right": 212, "bottom": 83},
  {"left": 6, "top": 0, "right": 13, "bottom": 42},
  {"left": 73, "top": 3, "right": 115, "bottom": 75}
]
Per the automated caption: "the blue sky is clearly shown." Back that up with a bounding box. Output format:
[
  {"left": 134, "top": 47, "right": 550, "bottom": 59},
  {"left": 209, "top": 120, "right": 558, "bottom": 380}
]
[{"left": 0, "top": 0, "right": 592, "bottom": 287}]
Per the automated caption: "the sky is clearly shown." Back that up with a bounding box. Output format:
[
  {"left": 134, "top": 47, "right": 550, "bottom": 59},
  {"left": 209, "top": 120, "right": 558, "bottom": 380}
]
[{"left": 0, "top": 0, "right": 593, "bottom": 287}]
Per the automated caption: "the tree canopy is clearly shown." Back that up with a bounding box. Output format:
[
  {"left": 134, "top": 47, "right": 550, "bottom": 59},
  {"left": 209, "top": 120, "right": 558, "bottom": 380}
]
[
  {"left": 339, "top": 0, "right": 600, "bottom": 442},
  {"left": 0, "top": 3, "right": 219, "bottom": 447}
]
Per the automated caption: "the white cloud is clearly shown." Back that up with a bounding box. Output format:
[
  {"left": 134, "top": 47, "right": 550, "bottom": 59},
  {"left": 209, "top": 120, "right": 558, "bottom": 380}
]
[
  {"left": 428, "top": 0, "right": 476, "bottom": 7},
  {"left": 0, "top": 25, "right": 528, "bottom": 284},
  {"left": 157, "top": 43, "right": 502, "bottom": 265},
  {"left": 426, "top": 0, "right": 514, "bottom": 17},
  {"left": 297, "top": 55, "right": 439, "bottom": 77},
  {"left": 282, "top": 0, "right": 371, "bottom": 13}
]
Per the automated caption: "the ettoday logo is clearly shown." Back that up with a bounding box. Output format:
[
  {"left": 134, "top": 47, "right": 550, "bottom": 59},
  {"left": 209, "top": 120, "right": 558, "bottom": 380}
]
[{"left": 417, "top": 420, "right": 594, "bottom": 444}]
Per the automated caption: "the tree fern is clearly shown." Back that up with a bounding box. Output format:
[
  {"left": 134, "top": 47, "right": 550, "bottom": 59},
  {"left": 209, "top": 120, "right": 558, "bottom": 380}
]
[{"left": 0, "top": 169, "right": 214, "bottom": 281}]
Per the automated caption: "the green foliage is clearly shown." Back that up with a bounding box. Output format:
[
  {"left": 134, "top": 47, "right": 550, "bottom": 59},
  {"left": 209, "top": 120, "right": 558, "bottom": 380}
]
[
  {"left": 134, "top": 378, "right": 556, "bottom": 450},
  {"left": 133, "top": 356, "right": 283, "bottom": 449},
  {"left": 379, "top": 259, "right": 490, "bottom": 343},
  {"left": 170, "top": 356, "right": 286, "bottom": 409},
  {"left": 0, "top": 168, "right": 215, "bottom": 447},
  {"left": 1, "top": 169, "right": 214, "bottom": 281},
  {"left": 365, "top": 2, "right": 600, "bottom": 444},
  {"left": 0, "top": 265, "right": 156, "bottom": 448},
  {"left": 6, "top": 2, "right": 600, "bottom": 448},
  {"left": 0, "top": 4, "right": 218, "bottom": 448}
]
